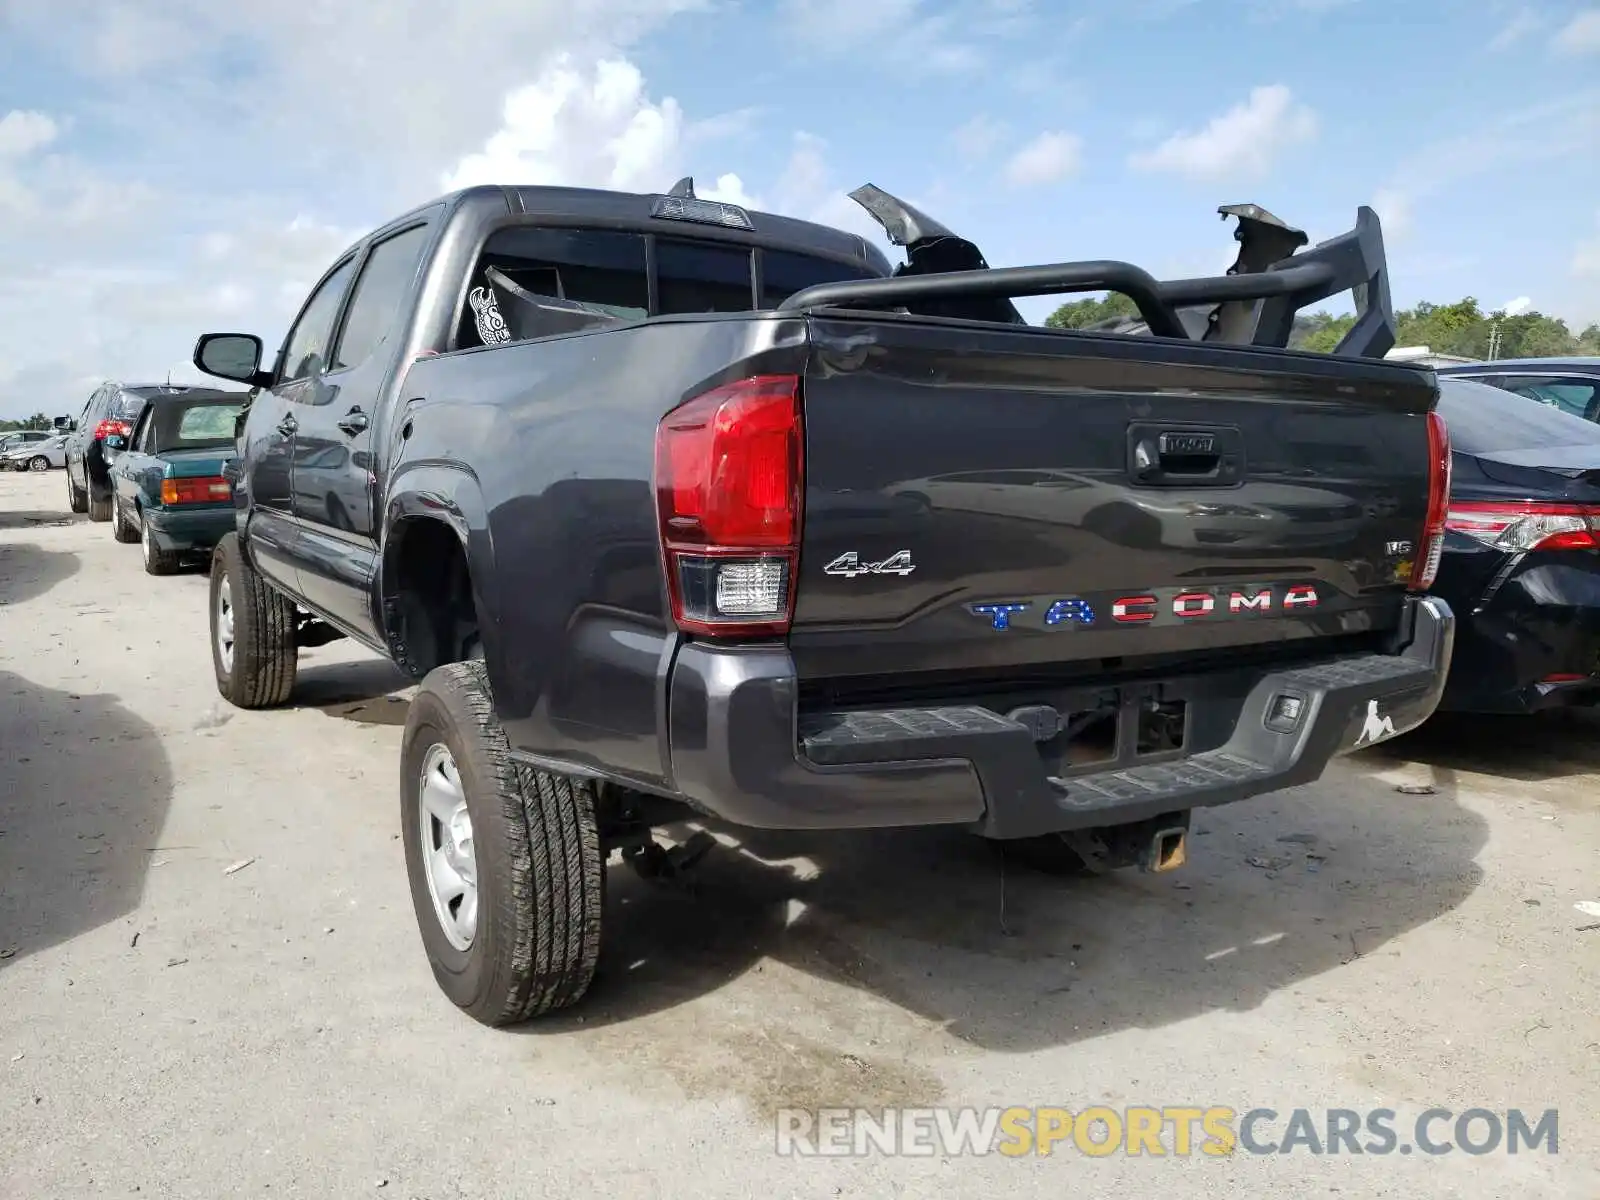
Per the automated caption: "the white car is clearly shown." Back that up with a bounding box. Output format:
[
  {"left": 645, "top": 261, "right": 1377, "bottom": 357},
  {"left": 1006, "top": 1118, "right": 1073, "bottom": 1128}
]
[{"left": 3, "top": 433, "right": 68, "bottom": 472}]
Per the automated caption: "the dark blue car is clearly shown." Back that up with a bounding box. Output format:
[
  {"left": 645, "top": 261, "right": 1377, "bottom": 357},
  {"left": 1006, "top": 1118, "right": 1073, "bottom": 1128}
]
[{"left": 106, "top": 388, "right": 247, "bottom": 574}]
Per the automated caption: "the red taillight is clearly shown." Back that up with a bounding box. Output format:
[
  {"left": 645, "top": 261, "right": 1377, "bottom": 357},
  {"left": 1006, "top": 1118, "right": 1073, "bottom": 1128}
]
[
  {"left": 654, "top": 374, "right": 802, "bottom": 637},
  {"left": 94, "top": 419, "right": 130, "bottom": 441},
  {"left": 1409, "top": 410, "right": 1452, "bottom": 591},
  {"left": 1446, "top": 500, "right": 1600, "bottom": 553},
  {"left": 161, "top": 475, "right": 232, "bottom": 506}
]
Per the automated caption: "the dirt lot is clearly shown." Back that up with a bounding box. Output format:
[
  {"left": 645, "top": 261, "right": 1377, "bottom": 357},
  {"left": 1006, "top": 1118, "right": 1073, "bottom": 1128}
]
[{"left": 1, "top": 466, "right": 1596, "bottom": 1199}]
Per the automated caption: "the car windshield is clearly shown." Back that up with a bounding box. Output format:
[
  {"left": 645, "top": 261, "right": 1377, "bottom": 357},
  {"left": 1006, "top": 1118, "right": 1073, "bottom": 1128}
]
[
  {"left": 1436, "top": 378, "right": 1600, "bottom": 454},
  {"left": 150, "top": 400, "right": 244, "bottom": 452}
]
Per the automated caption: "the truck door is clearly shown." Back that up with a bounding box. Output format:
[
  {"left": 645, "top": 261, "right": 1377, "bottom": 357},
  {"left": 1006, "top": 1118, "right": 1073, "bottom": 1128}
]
[
  {"left": 246, "top": 254, "right": 359, "bottom": 597},
  {"left": 290, "top": 220, "right": 433, "bottom": 633}
]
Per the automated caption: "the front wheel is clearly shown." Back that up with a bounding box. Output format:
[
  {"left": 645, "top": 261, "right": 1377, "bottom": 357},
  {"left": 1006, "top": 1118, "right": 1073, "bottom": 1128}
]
[
  {"left": 27, "top": 456, "right": 49, "bottom": 473},
  {"left": 401, "top": 660, "right": 603, "bottom": 1026},
  {"left": 209, "top": 533, "right": 298, "bottom": 707}
]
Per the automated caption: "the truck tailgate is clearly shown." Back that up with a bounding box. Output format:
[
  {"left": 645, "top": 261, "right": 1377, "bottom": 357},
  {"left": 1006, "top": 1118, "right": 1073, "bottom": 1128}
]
[{"left": 791, "top": 314, "right": 1438, "bottom": 682}]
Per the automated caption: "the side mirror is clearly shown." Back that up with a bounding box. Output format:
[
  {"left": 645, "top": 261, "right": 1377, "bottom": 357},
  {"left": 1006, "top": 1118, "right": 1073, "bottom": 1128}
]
[{"left": 194, "top": 333, "right": 270, "bottom": 387}]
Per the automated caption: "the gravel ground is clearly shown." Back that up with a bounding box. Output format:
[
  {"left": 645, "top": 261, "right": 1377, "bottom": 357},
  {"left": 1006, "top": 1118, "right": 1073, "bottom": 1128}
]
[{"left": 1, "top": 467, "right": 1596, "bottom": 1199}]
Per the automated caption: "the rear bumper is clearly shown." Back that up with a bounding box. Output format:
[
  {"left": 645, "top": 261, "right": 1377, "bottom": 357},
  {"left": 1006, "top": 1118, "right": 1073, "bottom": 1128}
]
[
  {"left": 1439, "top": 560, "right": 1600, "bottom": 714},
  {"left": 144, "top": 505, "right": 234, "bottom": 553},
  {"left": 667, "top": 595, "right": 1454, "bottom": 836}
]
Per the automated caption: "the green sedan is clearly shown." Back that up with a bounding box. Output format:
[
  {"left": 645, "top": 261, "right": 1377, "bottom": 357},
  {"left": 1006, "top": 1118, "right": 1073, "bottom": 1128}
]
[{"left": 107, "top": 389, "right": 246, "bottom": 575}]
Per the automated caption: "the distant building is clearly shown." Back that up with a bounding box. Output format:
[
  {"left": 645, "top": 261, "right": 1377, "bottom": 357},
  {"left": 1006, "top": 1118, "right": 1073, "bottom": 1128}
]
[{"left": 1385, "top": 346, "right": 1479, "bottom": 367}]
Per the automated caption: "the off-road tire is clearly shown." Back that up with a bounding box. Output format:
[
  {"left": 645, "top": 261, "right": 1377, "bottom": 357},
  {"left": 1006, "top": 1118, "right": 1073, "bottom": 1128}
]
[
  {"left": 112, "top": 498, "right": 139, "bottom": 543},
  {"left": 67, "top": 469, "right": 88, "bottom": 514},
  {"left": 401, "top": 660, "right": 603, "bottom": 1026},
  {"left": 87, "top": 487, "right": 112, "bottom": 523},
  {"left": 210, "top": 532, "right": 297, "bottom": 707},
  {"left": 142, "top": 518, "right": 179, "bottom": 576}
]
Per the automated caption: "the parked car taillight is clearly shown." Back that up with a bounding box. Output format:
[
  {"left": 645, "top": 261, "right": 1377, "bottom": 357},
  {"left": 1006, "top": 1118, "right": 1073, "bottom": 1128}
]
[
  {"left": 93, "top": 419, "right": 131, "bottom": 441},
  {"left": 1446, "top": 501, "right": 1600, "bottom": 552},
  {"left": 161, "top": 476, "right": 232, "bottom": 505}
]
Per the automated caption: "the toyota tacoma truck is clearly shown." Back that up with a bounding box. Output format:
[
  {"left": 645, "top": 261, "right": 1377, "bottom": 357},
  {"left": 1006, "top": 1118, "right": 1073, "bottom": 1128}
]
[{"left": 191, "top": 180, "right": 1455, "bottom": 1026}]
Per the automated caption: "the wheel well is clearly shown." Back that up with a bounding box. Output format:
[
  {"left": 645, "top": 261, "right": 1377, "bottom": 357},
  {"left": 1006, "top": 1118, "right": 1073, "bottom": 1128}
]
[{"left": 385, "top": 518, "right": 480, "bottom": 678}]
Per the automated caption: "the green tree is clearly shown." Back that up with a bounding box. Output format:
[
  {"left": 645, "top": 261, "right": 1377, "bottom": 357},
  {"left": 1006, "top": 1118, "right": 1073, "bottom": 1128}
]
[
  {"left": 1283, "top": 298, "right": 1594, "bottom": 360},
  {"left": 1044, "top": 292, "right": 1140, "bottom": 329},
  {"left": 1291, "top": 311, "right": 1356, "bottom": 353}
]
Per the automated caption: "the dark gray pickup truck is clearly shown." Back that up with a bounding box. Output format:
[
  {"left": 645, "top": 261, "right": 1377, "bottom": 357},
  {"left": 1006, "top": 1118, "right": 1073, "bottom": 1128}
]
[{"left": 192, "top": 180, "right": 1455, "bottom": 1026}]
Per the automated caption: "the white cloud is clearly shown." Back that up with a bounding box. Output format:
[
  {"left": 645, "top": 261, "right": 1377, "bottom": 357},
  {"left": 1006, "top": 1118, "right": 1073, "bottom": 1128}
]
[
  {"left": 1488, "top": 8, "right": 1544, "bottom": 49},
  {"left": 1553, "top": 10, "right": 1600, "bottom": 53},
  {"left": 1372, "top": 187, "right": 1412, "bottom": 241},
  {"left": 778, "top": 0, "right": 1018, "bottom": 74},
  {"left": 1128, "top": 85, "right": 1318, "bottom": 183},
  {"left": 1574, "top": 213, "right": 1600, "bottom": 277},
  {"left": 440, "top": 69, "right": 888, "bottom": 247},
  {"left": 768, "top": 132, "right": 892, "bottom": 246},
  {"left": 780, "top": 0, "right": 921, "bottom": 42},
  {"left": 1368, "top": 90, "right": 1600, "bottom": 258},
  {"left": 0, "top": 0, "right": 714, "bottom": 416},
  {"left": 0, "top": 110, "right": 59, "bottom": 158},
  {"left": 0, "top": 0, "right": 912, "bottom": 417},
  {"left": 443, "top": 56, "right": 686, "bottom": 194},
  {"left": 1003, "top": 132, "right": 1083, "bottom": 187},
  {"left": 5, "top": 0, "right": 709, "bottom": 199},
  {"left": 951, "top": 115, "right": 1008, "bottom": 162}
]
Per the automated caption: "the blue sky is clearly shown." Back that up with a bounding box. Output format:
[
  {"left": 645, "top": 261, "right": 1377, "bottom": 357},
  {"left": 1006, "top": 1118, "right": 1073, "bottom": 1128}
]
[{"left": 1, "top": 0, "right": 1597, "bottom": 417}]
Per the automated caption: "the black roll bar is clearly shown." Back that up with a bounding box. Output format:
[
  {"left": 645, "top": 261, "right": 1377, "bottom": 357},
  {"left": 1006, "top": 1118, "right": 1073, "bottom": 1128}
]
[{"left": 777, "top": 203, "right": 1397, "bottom": 360}]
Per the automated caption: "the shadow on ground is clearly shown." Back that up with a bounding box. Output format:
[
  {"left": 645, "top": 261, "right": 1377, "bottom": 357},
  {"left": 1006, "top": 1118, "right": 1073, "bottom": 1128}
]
[
  {"left": 1365, "top": 709, "right": 1600, "bottom": 783},
  {"left": 0, "top": 509, "right": 84, "bottom": 533},
  {"left": 0, "top": 670, "right": 173, "bottom": 968},
  {"left": 297, "top": 657, "right": 415, "bottom": 725},
  {"left": 510, "top": 750, "right": 1488, "bottom": 1112},
  {"left": 0, "top": 543, "right": 79, "bottom": 607}
]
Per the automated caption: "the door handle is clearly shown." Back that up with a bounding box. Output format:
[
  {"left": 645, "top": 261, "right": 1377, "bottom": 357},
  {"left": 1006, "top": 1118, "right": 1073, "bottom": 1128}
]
[
  {"left": 277, "top": 414, "right": 298, "bottom": 437},
  {"left": 337, "top": 408, "right": 370, "bottom": 436}
]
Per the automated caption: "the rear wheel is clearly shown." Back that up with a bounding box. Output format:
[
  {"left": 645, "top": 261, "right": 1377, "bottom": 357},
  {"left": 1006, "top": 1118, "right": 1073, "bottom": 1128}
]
[
  {"left": 87, "top": 487, "right": 112, "bottom": 523},
  {"left": 401, "top": 660, "right": 603, "bottom": 1026},
  {"left": 142, "top": 518, "right": 179, "bottom": 575},
  {"left": 112, "top": 498, "right": 139, "bottom": 544},
  {"left": 67, "top": 465, "right": 88, "bottom": 513},
  {"left": 27, "top": 455, "right": 49, "bottom": 473},
  {"left": 209, "top": 533, "right": 297, "bottom": 707}
]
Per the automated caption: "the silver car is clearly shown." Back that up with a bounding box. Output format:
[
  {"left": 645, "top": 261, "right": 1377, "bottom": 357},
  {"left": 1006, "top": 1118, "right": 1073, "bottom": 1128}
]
[{"left": 3, "top": 433, "right": 68, "bottom": 471}]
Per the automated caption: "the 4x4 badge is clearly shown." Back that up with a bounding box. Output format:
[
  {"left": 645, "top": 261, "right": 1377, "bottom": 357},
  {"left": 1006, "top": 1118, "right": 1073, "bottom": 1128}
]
[{"left": 824, "top": 550, "right": 915, "bottom": 579}]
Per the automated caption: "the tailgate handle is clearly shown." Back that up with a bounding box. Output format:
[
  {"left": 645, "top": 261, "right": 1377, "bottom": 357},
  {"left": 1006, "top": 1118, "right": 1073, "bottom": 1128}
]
[{"left": 1127, "top": 424, "right": 1243, "bottom": 487}]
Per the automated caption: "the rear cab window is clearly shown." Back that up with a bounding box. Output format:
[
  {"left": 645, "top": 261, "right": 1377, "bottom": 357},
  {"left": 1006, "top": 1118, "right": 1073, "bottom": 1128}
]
[
  {"left": 456, "top": 224, "right": 881, "bottom": 349},
  {"left": 150, "top": 400, "right": 245, "bottom": 453}
]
